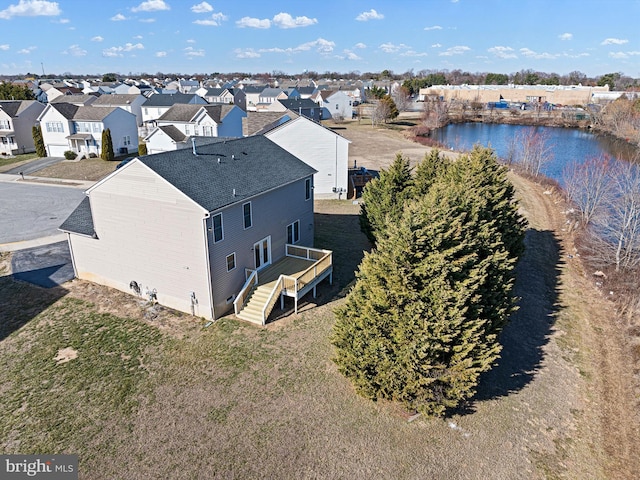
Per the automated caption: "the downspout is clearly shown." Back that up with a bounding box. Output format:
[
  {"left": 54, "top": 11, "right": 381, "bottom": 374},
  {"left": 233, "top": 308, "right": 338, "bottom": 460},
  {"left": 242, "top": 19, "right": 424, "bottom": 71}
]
[
  {"left": 202, "top": 214, "right": 215, "bottom": 320},
  {"left": 66, "top": 232, "right": 78, "bottom": 278}
]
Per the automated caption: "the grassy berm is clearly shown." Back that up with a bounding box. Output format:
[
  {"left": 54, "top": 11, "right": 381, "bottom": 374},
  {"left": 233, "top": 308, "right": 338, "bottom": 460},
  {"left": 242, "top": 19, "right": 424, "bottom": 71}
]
[{"left": 1, "top": 119, "right": 637, "bottom": 479}]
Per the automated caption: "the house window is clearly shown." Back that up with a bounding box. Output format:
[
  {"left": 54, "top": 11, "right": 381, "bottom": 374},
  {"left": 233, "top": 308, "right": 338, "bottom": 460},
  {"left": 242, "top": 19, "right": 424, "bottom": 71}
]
[
  {"left": 193, "top": 126, "right": 199, "bottom": 136},
  {"left": 226, "top": 253, "right": 236, "bottom": 272},
  {"left": 74, "top": 122, "right": 92, "bottom": 133},
  {"left": 287, "top": 220, "right": 300, "bottom": 245},
  {"left": 305, "top": 178, "right": 311, "bottom": 201},
  {"left": 123, "top": 136, "right": 131, "bottom": 146},
  {"left": 336, "top": 104, "right": 339, "bottom": 110},
  {"left": 0, "top": 120, "right": 10, "bottom": 130},
  {"left": 92, "top": 123, "right": 101, "bottom": 132},
  {"left": 212, "top": 213, "right": 223, "bottom": 243},
  {"left": 45, "top": 121, "right": 64, "bottom": 133},
  {"left": 242, "top": 202, "right": 252, "bottom": 229},
  {"left": 203, "top": 126, "right": 213, "bottom": 137},
  {"left": 145, "top": 108, "right": 149, "bottom": 115},
  {"left": 185, "top": 125, "right": 190, "bottom": 135}
]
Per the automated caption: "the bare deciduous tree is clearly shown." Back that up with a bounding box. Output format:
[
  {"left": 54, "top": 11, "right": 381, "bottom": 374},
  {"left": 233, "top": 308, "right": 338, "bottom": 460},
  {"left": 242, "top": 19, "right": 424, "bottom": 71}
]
[
  {"left": 392, "top": 85, "right": 411, "bottom": 112},
  {"left": 516, "top": 129, "right": 553, "bottom": 176},
  {"left": 422, "top": 97, "right": 449, "bottom": 128},
  {"left": 563, "top": 155, "right": 615, "bottom": 226}
]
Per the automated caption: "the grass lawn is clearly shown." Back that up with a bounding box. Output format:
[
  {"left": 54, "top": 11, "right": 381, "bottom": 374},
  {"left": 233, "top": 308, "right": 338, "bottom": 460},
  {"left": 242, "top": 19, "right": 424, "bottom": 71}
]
[{"left": 0, "top": 153, "right": 38, "bottom": 169}]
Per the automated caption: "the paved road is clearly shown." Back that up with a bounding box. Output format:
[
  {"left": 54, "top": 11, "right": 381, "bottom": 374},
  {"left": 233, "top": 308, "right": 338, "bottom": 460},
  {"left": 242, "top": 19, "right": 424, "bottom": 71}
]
[
  {"left": 11, "top": 241, "right": 74, "bottom": 288},
  {"left": 4, "top": 156, "right": 65, "bottom": 175},
  {"left": 0, "top": 181, "right": 86, "bottom": 246}
]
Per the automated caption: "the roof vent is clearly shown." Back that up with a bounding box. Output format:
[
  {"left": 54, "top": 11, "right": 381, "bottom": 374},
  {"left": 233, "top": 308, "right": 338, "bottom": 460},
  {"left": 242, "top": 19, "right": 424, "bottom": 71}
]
[
  {"left": 233, "top": 188, "right": 236, "bottom": 196},
  {"left": 191, "top": 137, "right": 197, "bottom": 156},
  {"left": 217, "top": 157, "right": 221, "bottom": 164},
  {"left": 232, "top": 154, "right": 235, "bottom": 160}
]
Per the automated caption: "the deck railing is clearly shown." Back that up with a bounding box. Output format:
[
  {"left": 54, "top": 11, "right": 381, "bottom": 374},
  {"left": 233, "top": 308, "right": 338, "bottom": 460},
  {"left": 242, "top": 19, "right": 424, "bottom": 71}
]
[{"left": 233, "top": 269, "right": 257, "bottom": 315}]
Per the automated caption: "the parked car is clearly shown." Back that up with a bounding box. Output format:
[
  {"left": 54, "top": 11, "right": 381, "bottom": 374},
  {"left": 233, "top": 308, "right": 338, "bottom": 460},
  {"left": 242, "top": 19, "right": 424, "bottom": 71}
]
[{"left": 115, "top": 157, "right": 135, "bottom": 169}]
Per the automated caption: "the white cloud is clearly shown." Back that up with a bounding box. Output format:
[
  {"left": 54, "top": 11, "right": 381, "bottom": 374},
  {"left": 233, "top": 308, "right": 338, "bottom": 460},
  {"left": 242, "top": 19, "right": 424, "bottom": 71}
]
[
  {"left": 184, "top": 46, "right": 205, "bottom": 57},
  {"left": 272, "top": 12, "right": 317, "bottom": 29},
  {"left": 519, "top": 47, "right": 556, "bottom": 59},
  {"left": 186, "top": 39, "right": 195, "bottom": 43},
  {"left": 424, "top": 25, "right": 442, "bottom": 31},
  {"left": 235, "top": 48, "right": 260, "bottom": 59},
  {"left": 91, "top": 36, "right": 103, "bottom": 42},
  {"left": 354, "top": 42, "right": 366, "bottom": 49},
  {"left": 488, "top": 46, "right": 517, "bottom": 59},
  {"left": 236, "top": 16, "right": 271, "bottom": 29},
  {"left": 155, "top": 51, "right": 167, "bottom": 57},
  {"left": 190, "top": 1, "right": 212, "bottom": 13},
  {"left": 131, "top": 0, "right": 169, "bottom": 13},
  {"left": 54, "top": 17, "right": 69, "bottom": 23},
  {"left": 139, "top": 18, "right": 155, "bottom": 23},
  {"left": 63, "top": 44, "right": 86, "bottom": 56},
  {"left": 379, "top": 42, "right": 408, "bottom": 53},
  {"left": 111, "top": 13, "right": 126, "bottom": 21},
  {"left": 0, "top": 44, "right": 9, "bottom": 50},
  {"left": 17, "top": 46, "right": 36, "bottom": 54},
  {"left": 193, "top": 11, "right": 227, "bottom": 26},
  {"left": 344, "top": 50, "right": 362, "bottom": 60},
  {"left": 431, "top": 43, "right": 442, "bottom": 48},
  {"left": 439, "top": 45, "right": 470, "bottom": 56},
  {"left": 558, "top": 32, "right": 572, "bottom": 41},
  {"left": 601, "top": 38, "right": 628, "bottom": 45},
  {"left": 609, "top": 51, "right": 640, "bottom": 59},
  {"left": 401, "top": 50, "right": 428, "bottom": 58},
  {"left": 355, "top": 9, "right": 383, "bottom": 21},
  {"left": 259, "top": 38, "right": 335, "bottom": 55},
  {"left": 0, "top": 0, "right": 61, "bottom": 20},
  {"left": 134, "top": 35, "right": 143, "bottom": 39},
  {"left": 102, "top": 43, "right": 144, "bottom": 57}
]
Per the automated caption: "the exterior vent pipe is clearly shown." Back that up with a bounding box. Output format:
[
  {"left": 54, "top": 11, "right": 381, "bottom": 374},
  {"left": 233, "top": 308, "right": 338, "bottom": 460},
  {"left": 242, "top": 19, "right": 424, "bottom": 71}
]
[{"left": 191, "top": 137, "right": 197, "bottom": 156}]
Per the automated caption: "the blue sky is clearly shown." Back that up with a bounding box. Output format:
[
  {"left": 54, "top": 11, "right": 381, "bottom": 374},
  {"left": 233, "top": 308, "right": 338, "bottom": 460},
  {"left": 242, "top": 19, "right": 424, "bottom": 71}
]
[{"left": 0, "top": 0, "right": 639, "bottom": 78}]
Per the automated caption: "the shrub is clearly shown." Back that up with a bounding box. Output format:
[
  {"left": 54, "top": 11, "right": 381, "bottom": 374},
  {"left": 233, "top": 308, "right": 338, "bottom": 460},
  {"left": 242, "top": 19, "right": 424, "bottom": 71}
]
[
  {"left": 89, "top": 152, "right": 98, "bottom": 158},
  {"left": 138, "top": 143, "right": 147, "bottom": 156},
  {"left": 64, "top": 150, "right": 78, "bottom": 160}
]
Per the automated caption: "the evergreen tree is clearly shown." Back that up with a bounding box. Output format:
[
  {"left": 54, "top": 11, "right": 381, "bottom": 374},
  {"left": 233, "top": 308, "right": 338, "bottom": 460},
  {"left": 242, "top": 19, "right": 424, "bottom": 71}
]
[
  {"left": 379, "top": 95, "right": 399, "bottom": 121},
  {"left": 138, "top": 142, "right": 147, "bottom": 156},
  {"left": 101, "top": 128, "right": 114, "bottom": 160},
  {"left": 32, "top": 125, "right": 46, "bottom": 157},
  {"left": 360, "top": 153, "right": 413, "bottom": 244},
  {"left": 333, "top": 191, "right": 507, "bottom": 416},
  {"left": 413, "top": 149, "right": 448, "bottom": 197},
  {"left": 0, "top": 83, "right": 35, "bottom": 100}
]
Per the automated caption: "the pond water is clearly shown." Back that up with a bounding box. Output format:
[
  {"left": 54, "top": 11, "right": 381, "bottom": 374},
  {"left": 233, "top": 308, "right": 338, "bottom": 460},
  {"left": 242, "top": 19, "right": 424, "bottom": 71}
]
[{"left": 432, "top": 123, "right": 638, "bottom": 183}]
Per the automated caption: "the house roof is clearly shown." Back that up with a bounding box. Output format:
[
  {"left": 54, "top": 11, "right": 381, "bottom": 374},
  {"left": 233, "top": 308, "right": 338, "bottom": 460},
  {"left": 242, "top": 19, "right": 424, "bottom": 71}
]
[
  {"left": 142, "top": 93, "right": 203, "bottom": 107},
  {"left": 157, "top": 125, "right": 187, "bottom": 142},
  {"left": 157, "top": 104, "right": 235, "bottom": 123},
  {"left": 242, "top": 85, "right": 269, "bottom": 94},
  {"left": 92, "top": 94, "right": 141, "bottom": 106},
  {"left": 242, "top": 111, "right": 299, "bottom": 136},
  {"left": 136, "top": 135, "right": 316, "bottom": 212},
  {"left": 260, "top": 88, "right": 285, "bottom": 98},
  {"left": 0, "top": 100, "right": 35, "bottom": 117},
  {"left": 277, "top": 98, "right": 319, "bottom": 111},
  {"left": 59, "top": 197, "right": 96, "bottom": 237},
  {"left": 49, "top": 104, "right": 120, "bottom": 121}
]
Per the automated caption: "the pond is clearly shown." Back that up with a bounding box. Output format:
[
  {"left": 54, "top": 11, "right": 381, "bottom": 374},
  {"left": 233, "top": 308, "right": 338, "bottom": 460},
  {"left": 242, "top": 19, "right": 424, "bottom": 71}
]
[{"left": 432, "top": 123, "right": 638, "bottom": 183}]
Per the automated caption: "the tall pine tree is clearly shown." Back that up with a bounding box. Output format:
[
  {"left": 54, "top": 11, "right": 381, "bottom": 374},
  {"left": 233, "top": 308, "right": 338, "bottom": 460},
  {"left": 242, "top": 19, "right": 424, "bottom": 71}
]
[
  {"left": 359, "top": 153, "right": 413, "bottom": 244},
  {"left": 101, "top": 128, "right": 114, "bottom": 161},
  {"left": 32, "top": 125, "right": 46, "bottom": 157}
]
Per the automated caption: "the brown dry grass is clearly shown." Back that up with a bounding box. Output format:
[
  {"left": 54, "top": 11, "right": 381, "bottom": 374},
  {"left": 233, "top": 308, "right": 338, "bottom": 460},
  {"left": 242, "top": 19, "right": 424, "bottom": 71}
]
[
  {"left": 1, "top": 120, "right": 638, "bottom": 479},
  {"left": 33, "top": 157, "right": 119, "bottom": 181}
]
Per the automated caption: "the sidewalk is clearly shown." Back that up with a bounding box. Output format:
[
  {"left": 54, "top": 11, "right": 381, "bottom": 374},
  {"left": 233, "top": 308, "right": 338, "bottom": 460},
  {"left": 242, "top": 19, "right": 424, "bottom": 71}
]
[{"left": 0, "top": 173, "right": 94, "bottom": 190}]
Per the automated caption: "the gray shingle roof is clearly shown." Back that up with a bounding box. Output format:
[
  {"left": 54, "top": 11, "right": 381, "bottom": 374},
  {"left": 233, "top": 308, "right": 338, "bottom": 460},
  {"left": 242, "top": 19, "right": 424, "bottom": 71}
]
[
  {"left": 157, "top": 104, "right": 235, "bottom": 123},
  {"left": 142, "top": 93, "right": 203, "bottom": 107},
  {"left": 137, "top": 135, "right": 316, "bottom": 212},
  {"left": 59, "top": 197, "right": 96, "bottom": 237},
  {"left": 92, "top": 94, "right": 141, "bottom": 106},
  {"left": 277, "top": 98, "right": 318, "bottom": 110},
  {"left": 242, "top": 111, "right": 298, "bottom": 136},
  {"left": 158, "top": 125, "right": 186, "bottom": 142},
  {"left": 0, "top": 100, "right": 33, "bottom": 117}
]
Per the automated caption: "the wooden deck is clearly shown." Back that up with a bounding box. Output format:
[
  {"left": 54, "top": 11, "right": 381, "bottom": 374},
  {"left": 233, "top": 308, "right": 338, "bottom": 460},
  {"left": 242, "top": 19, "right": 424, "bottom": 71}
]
[{"left": 256, "top": 256, "right": 316, "bottom": 287}]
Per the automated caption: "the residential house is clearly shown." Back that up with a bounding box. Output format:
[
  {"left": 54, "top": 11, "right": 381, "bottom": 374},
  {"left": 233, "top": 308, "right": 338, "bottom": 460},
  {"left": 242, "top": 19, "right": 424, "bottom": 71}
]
[
  {"left": 256, "top": 88, "right": 287, "bottom": 111},
  {"left": 50, "top": 94, "right": 98, "bottom": 107},
  {"left": 296, "top": 86, "right": 317, "bottom": 99},
  {"left": 198, "top": 87, "right": 235, "bottom": 104},
  {"left": 242, "top": 85, "right": 268, "bottom": 111},
  {"left": 267, "top": 98, "right": 321, "bottom": 122},
  {"left": 141, "top": 93, "right": 208, "bottom": 133},
  {"left": 261, "top": 115, "right": 350, "bottom": 199},
  {"left": 60, "top": 135, "right": 331, "bottom": 324},
  {"left": 38, "top": 103, "right": 138, "bottom": 157},
  {"left": 242, "top": 111, "right": 298, "bottom": 137},
  {"left": 92, "top": 94, "right": 146, "bottom": 127},
  {"left": 318, "top": 90, "right": 354, "bottom": 120},
  {"left": 0, "top": 100, "right": 46, "bottom": 155},
  {"left": 42, "top": 83, "right": 84, "bottom": 103},
  {"left": 155, "top": 104, "right": 246, "bottom": 138}
]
